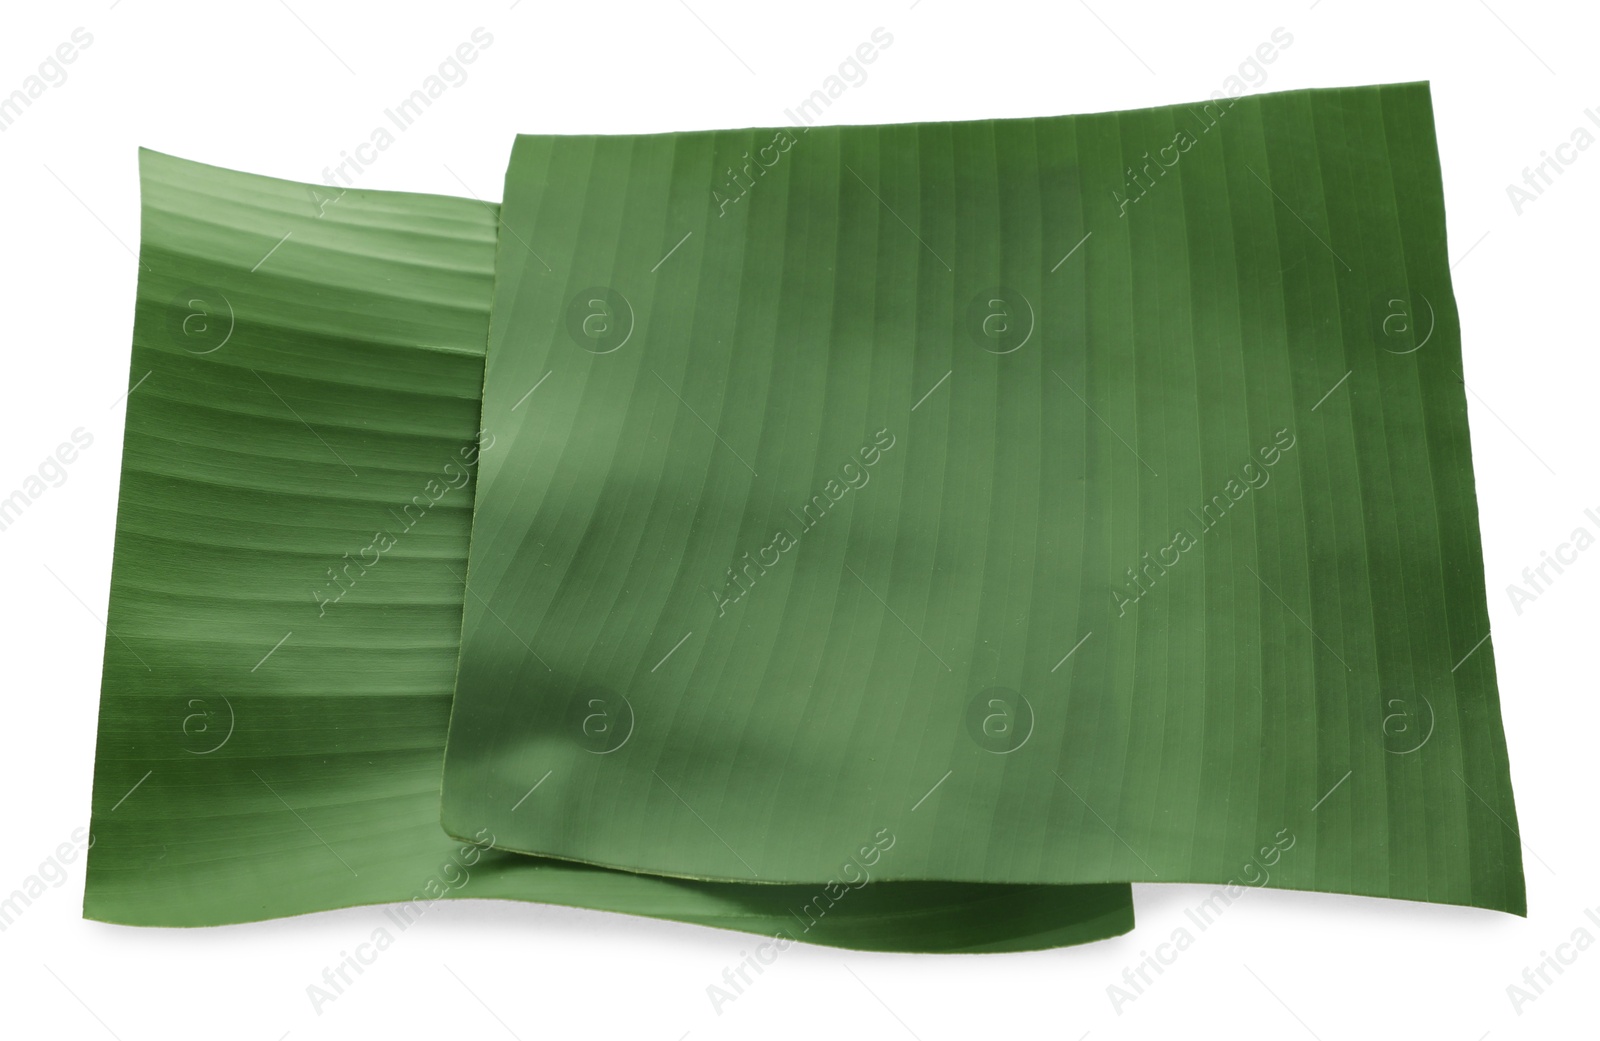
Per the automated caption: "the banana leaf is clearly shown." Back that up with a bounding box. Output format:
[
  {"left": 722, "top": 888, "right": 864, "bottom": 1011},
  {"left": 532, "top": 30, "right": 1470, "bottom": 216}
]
[{"left": 443, "top": 81, "right": 1523, "bottom": 913}]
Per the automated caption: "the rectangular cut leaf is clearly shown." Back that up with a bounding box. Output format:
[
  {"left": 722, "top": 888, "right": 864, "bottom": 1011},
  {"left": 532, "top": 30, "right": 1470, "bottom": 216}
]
[
  {"left": 444, "top": 83, "right": 1524, "bottom": 915},
  {"left": 82, "top": 148, "right": 1133, "bottom": 953}
]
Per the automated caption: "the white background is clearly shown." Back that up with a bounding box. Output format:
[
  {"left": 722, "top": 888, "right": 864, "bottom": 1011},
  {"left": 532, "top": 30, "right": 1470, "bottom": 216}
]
[{"left": 1, "top": 0, "right": 1595, "bottom": 1037}]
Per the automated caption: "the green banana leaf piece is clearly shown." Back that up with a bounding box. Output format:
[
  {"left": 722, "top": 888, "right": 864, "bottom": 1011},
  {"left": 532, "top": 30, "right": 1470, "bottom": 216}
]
[
  {"left": 444, "top": 81, "right": 1523, "bottom": 913},
  {"left": 82, "top": 147, "right": 1132, "bottom": 952}
]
